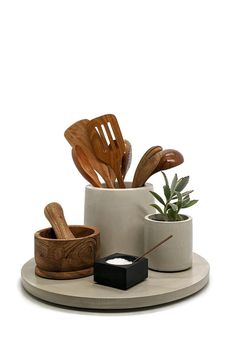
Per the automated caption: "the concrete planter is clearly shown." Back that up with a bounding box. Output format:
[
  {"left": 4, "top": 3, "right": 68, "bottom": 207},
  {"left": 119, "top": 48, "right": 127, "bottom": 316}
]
[
  {"left": 84, "top": 182, "right": 154, "bottom": 257},
  {"left": 144, "top": 214, "right": 192, "bottom": 272}
]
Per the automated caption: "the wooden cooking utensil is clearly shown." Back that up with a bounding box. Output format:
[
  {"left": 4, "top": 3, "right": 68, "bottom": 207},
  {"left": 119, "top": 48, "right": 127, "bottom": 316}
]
[
  {"left": 154, "top": 149, "right": 184, "bottom": 172},
  {"left": 72, "top": 145, "right": 102, "bottom": 187},
  {"left": 88, "top": 114, "right": 126, "bottom": 188},
  {"left": 64, "top": 119, "right": 114, "bottom": 188},
  {"left": 91, "top": 126, "right": 116, "bottom": 185},
  {"left": 44, "top": 202, "right": 75, "bottom": 240},
  {"left": 108, "top": 139, "right": 132, "bottom": 186},
  {"left": 132, "top": 146, "right": 163, "bottom": 188},
  {"left": 122, "top": 140, "right": 132, "bottom": 179}
]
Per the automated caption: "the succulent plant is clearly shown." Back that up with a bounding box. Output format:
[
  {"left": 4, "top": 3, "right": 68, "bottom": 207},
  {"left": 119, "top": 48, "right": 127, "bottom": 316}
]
[{"left": 150, "top": 172, "right": 198, "bottom": 221}]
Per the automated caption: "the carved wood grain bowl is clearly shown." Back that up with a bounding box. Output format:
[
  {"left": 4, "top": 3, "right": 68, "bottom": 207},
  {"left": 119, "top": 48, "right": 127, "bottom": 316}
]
[{"left": 34, "top": 225, "right": 100, "bottom": 279}]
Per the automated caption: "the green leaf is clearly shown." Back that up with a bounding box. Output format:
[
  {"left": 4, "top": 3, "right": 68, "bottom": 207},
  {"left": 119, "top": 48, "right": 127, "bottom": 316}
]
[
  {"left": 175, "top": 176, "right": 189, "bottom": 192},
  {"left": 150, "top": 204, "right": 164, "bottom": 214},
  {"left": 161, "top": 171, "right": 169, "bottom": 187},
  {"left": 163, "top": 185, "right": 171, "bottom": 200},
  {"left": 175, "top": 191, "right": 183, "bottom": 210},
  {"left": 167, "top": 209, "right": 177, "bottom": 221},
  {"left": 181, "top": 190, "right": 194, "bottom": 197},
  {"left": 149, "top": 191, "right": 165, "bottom": 206},
  {"left": 182, "top": 197, "right": 190, "bottom": 207},
  {"left": 168, "top": 203, "right": 178, "bottom": 212},
  {"left": 182, "top": 199, "right": 199, "bottom": 208},
  {"left": 170, "top": 174, "right": 178, "bottom": 195},
  {"left": 177, "top": 214, "right": 184, "bottom": 221}
]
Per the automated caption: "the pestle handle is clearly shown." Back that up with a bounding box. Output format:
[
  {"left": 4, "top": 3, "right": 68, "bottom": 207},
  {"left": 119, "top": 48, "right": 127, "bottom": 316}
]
[{"left": 44, "top": 202, "right": 75, "bottom": 240}]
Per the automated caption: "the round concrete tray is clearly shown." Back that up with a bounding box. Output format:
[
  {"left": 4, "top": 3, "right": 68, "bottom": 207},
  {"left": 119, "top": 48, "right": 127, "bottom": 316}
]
[{"left": 21, "top": 253, "right": 209, "bottom": 310}]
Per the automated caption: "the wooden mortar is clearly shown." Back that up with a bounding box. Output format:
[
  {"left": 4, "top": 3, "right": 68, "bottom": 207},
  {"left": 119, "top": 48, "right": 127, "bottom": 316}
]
[{"left": 35, "top": 225, "right": 100, "bottom": 279}]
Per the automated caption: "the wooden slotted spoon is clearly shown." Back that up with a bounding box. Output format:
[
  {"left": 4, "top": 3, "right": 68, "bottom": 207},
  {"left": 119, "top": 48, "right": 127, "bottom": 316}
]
[{"left": 88, "top": 114, "right": 126, "bottom": 188}]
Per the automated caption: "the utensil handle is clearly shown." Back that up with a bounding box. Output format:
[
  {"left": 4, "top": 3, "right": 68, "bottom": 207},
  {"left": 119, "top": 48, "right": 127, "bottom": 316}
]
[
  {"left": 44, "top": 202, "right": 75, "bottom": 240},
  {"left": 116, "top": 169, "right": 126, "bottom": 188}
]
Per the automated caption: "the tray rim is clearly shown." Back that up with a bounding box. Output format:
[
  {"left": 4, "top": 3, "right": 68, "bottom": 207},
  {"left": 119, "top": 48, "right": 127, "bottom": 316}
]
[{"left": 21, "top": 253, "right": 209, "bottom": 310}]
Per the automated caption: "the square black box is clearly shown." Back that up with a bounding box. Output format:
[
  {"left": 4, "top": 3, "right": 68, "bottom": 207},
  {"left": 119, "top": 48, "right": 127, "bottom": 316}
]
[{"left": 94, "top": 253, "right": 148, "bottom": 290}]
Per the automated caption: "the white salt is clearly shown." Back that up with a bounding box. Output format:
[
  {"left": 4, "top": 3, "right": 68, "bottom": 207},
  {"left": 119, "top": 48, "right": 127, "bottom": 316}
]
[{"left": 106, "top": 258, "right": 133, "bottom": 265}]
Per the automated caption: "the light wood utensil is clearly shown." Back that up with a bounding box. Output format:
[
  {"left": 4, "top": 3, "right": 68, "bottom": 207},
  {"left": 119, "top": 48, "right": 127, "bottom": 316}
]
[
  {"left": 64, "top": 119, "right": 114, "bottom": 188},
  {"left": 132, "top": 146, "right": 163, "bottom": 188},
  {"left": 88, "top": 114, "right": 126, "bottom": 188},
  {"left": 44, "top": 202, "right": 76, "bottom": 240},
  {"left": 72, "top": 145, "right": 102, "bottom": 187}
]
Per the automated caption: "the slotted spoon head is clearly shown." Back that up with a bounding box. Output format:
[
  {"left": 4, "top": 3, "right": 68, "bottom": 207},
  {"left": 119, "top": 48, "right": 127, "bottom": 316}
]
[
  {"left": 88, "top": 114, "right": 126, "bottom": 188},
  {"left": 64, "top": 119, "right": 114, "bottom": 188}
]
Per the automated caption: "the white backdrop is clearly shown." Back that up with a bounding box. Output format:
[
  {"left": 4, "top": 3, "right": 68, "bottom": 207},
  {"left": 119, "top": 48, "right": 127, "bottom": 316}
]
[{"left": 1, "top": 1, "right": 234, "bottom": 355}]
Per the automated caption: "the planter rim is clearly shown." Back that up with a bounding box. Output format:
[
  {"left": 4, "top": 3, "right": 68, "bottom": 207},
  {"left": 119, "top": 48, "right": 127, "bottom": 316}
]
[
  {"left": 85, "top": 182, "right": 153, "bottom": 192},
  {"left": 145, "top": 214, "right": 192, "bottom": 224}
]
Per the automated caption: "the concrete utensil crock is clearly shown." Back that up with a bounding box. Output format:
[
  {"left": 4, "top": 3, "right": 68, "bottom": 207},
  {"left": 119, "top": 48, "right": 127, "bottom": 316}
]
[
  {"left": 144, "top": 214, "right": 192, "bottom": 272},
  {"left": 84, "top": 182, "right": 154, "bottom": 257}
]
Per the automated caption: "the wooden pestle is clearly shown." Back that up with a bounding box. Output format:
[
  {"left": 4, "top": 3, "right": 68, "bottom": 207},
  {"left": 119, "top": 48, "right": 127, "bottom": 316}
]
[{"left": 44, "top": 202, "right": 75, "bottom": 240}]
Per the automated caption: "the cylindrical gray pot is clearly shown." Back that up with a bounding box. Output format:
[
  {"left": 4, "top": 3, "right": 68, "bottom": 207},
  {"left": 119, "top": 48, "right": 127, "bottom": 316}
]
[
  {"left": 144, "top": 214, "right": 193, "bottom": 272},
  {"left": 84, "top": 182, "right": 154, "bottom": 257}
]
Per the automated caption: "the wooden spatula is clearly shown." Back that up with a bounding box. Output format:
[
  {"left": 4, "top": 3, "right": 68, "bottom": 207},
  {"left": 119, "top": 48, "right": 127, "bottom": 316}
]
[
  {"left": 44, "top": 202, "right": 75, "bottom": 240},
  {"left": 72, "top": 145, "right": 102, "bottom": 187},
  {"left": 88, "top": 114, "right": 126, "bottom": 188},
  {"left": 64, "top": 119, "right": 114, "bottom": 188}
]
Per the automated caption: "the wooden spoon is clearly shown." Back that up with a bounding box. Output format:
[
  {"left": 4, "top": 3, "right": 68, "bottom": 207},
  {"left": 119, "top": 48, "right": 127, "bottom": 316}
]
[
  {"left": 132, "top": 148, "right": 184, "bottom": 187},
  {"left": 122, "top": 140, "right": 132, "bottom": 179},
  {"left": 108, "top": 139, "right": 132, "bottom": 186},
  {"left": 72, "top": 145, "right": 102, "bottom": 187},
  {"left": 88, "top": 114, "right": 126, "bottom": 188},
  {"left": 64, "top": 119, "right": 114, "bottom": 188},
  {"left": 44, "top": 202, "right": 75, "bottom": 240},
  {"left": 132, "top": 146, "right": 163, "bottom": 188},
  {"left": 154, "top": 149, "right": 184, "bottom": 172}
]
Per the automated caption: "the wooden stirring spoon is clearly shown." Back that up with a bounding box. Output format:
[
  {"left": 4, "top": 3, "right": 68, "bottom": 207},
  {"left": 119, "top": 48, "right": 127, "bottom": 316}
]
[
  {"left": 44, "top": 202, "right": 75, "bottom": 240},
  {"left": 72, "top": 145, "right": 102, "bottom": 187},
  {"left": 64, "top": 119, "right": 114, "bottom": 188}
]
